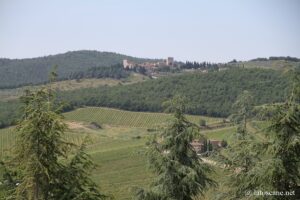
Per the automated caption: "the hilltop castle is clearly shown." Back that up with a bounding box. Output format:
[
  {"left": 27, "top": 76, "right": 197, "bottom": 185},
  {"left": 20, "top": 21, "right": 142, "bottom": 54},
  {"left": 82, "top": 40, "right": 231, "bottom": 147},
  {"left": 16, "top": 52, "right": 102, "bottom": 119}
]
[{"left": 123, "top": 57, "right": 174, "bottom": 69}]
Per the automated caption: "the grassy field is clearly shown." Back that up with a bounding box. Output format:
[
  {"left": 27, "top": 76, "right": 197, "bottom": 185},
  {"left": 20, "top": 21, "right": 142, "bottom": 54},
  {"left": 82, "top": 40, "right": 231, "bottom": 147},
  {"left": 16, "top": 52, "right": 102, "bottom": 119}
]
[
  {"left": 202, "top": 126, "right": 236, "bottom": 144},
  {"left": 64, "top": 107, "right": 223, "bottom": 128},
  {"left": 0, "top": 73, "right": 148, "bottom": 102}
]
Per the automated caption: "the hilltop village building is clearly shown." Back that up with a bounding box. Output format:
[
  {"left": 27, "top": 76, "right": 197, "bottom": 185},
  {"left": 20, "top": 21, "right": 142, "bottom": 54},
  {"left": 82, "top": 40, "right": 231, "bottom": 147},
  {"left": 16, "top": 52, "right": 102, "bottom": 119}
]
[{"left": 123, "top": 57, "right": 175, "bottom": 69}]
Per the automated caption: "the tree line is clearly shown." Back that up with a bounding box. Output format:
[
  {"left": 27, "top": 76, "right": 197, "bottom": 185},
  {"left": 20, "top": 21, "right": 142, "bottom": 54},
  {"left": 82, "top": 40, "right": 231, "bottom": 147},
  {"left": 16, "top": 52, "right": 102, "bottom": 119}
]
[
  {"left": 68, "top": 64, "right": 130, "bottom": 80},
  {"left": 250, "top": 56, "right": 300, "bottom": 62},
  {"left": 180, "top": 61, "right": 221, "bottom": 71}
]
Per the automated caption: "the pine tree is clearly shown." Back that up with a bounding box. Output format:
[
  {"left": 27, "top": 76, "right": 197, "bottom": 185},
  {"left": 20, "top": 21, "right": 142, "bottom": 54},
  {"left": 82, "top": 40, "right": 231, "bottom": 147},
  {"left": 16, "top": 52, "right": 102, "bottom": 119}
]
[
  {"left": 215, "top": 90, "right": 261, "bottom": 199},
  {"left": 134, "top": 96, "right": 215, "bottom": 200},
  {"left": 246, "top": 76, "right": 300, "bottom": 199},
  {"left": 7, "top": 86, "right": 107, "bottom": 199},
  {"left": 12, "top": 88, "right": 69, "bottom": 200},
  {"left": 230, "top": 90, "right": 254, "bottom": 138}
]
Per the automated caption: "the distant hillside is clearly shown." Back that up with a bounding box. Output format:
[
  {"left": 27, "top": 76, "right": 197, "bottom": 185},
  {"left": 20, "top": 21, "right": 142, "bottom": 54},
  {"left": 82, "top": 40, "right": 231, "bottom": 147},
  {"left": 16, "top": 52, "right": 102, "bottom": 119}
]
[
  {"left": 60, "top": 68, "right": 293, "bottom": 117},
  {"left": 231, "top": 57, "right": 300, "bottom": 71},
  {"left": 0, "top": 50, "right": 157, "bottom": 88}
]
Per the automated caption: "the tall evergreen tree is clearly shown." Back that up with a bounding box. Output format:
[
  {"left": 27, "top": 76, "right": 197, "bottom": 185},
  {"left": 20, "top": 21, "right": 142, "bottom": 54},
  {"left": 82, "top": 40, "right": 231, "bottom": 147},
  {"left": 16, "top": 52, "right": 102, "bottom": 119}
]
[
  {"left": 7, "top": 86, "right": 107, "bottom": 199},
  {"left": 246, "top": 76, "right": 300, "bottom": 199},
  {"left": 12, "top": 88, "right": 69, "bottom": 200},
  {"left": 230, "top": 90, "right": 254, "bottom": 138},
  {"left": 215, "top": 90, "right": 261, "bottom": 199},
  {"left": 134, "top": 96, "right": 215, "bottom": 200}
]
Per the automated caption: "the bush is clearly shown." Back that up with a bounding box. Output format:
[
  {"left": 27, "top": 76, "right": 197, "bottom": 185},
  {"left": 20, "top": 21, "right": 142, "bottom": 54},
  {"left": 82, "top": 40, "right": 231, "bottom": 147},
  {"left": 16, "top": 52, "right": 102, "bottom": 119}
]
[
  {"left": 199, "top": 119, "right": 206, "bottom": 127},
  {"left": 89, "top": 122, "right": 102, "bottom": 129}
]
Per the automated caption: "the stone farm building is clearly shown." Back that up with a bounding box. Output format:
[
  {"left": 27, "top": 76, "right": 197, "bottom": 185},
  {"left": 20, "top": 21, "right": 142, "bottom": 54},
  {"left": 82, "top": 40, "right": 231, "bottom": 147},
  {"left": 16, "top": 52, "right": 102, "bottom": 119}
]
[{"left": 191, "top": 139, "right": 225, "bottom": 154}]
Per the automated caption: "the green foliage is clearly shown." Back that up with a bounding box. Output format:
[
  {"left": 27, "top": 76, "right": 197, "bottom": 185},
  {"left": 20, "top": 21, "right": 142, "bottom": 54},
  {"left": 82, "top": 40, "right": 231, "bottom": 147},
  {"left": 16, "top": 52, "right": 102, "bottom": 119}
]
[
  {"left": 0, "top": 101, "right": 21, "bottom": 128},
  {"left": 213, "top": 90, "right": 260, "bottom": 199},
  {"left": 60, "top": 68, "right": 292, "bottom": 118},
  {"left": 69, "top": 64, "right": 130, "bottom": 80},
  {"left": 230, "top": 90, "right": 254, "bottom": 138},
  {"left": 246, "top": 80, "right": 300, "bottom": 199},
  {"left": 54, "top": 139, "right": 109, "bottom": 200},
  {"left": 134, "top": 96, "right": 215, "bottom": 200},
  {"left": 0, "top": 68, "right": 292, "bottom": 128},
  {"left": 4, "top": 88, "right": 107, "bottom": 200},
  {"left": 250, "top": 56, "right": 300, "bottom": 62},
  {"left": 199, "top": 119, "right": 206, "bottom": 127},
  {"left": 9, "top": 88, "right": 69, "bottom": 199}
]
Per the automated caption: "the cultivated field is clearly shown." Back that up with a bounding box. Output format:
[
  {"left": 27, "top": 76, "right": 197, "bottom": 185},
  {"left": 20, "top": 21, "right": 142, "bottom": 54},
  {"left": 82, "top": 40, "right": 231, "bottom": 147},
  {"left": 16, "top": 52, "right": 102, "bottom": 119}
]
[
  {"left": 64, "top": 107, "right": 222, "bottom": 128},
  {"left": 0, "top": 73, "right": 148, "bottom": 102}
]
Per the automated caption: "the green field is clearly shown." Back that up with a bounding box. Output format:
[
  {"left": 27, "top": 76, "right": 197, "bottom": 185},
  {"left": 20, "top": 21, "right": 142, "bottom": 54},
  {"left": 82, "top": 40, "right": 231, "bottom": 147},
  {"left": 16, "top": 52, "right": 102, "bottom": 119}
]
[
  {"left": 64, "top": 107, "right": 222, "bottom": 128},
  {"left": 0, "top": 107, "right": 234, "bottom": 199}
]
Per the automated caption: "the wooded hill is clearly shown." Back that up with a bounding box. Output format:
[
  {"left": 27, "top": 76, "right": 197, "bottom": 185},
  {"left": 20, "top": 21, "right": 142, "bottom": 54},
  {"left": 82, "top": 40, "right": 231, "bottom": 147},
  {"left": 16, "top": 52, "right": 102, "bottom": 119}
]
[
  {"left": 60, "top": 68, "right": 292, "bottom": 117},
  {"left": 0, "top": 50, "right": 157, "bottom": 88}
]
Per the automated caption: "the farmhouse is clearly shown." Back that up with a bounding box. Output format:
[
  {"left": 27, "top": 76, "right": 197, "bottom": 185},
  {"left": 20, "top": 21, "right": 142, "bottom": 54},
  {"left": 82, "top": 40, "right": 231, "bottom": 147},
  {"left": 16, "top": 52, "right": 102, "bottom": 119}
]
[{"left": 190, "top": 139, "right": 226, "bottom": 154}]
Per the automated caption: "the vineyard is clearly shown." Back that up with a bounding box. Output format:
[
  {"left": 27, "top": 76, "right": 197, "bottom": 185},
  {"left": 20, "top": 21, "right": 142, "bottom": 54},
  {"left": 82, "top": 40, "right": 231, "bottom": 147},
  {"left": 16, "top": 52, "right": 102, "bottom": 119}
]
[
  {"left": 0, "top": 107, "right": 231, "bottom": 199},
  {"left": 0, "top": 127, "right": 17, "bottom": 157},
  {"left": 64, "top": 107, "right": 222, "bottom": 128}
]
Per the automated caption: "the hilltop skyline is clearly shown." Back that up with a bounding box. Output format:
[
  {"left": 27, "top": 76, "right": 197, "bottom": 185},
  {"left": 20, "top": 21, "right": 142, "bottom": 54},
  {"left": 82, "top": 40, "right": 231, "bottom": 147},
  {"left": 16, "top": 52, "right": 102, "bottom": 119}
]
[{"left": 0, "top": 0, "right": 300, "bottom": 62}]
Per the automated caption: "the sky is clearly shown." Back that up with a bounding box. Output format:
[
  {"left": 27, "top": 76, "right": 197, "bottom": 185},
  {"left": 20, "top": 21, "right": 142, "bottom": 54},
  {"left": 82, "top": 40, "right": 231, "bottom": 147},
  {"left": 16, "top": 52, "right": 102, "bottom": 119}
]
[{"left": 0, "top": 0, "right": 299, "bottom": 62}]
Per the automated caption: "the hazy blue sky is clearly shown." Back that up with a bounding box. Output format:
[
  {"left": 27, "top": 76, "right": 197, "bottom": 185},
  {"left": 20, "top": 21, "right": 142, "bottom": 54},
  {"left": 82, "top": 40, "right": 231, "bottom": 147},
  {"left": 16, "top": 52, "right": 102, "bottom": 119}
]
[{"left": 0, "top": 0, "right": 299, "bottom": 62}]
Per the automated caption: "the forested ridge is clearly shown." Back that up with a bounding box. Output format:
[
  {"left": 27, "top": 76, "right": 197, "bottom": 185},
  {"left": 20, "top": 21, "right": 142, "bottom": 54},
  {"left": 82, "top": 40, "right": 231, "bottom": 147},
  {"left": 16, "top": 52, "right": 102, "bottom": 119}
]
[
  {"left": 60, "top": 68, "right": 291, "bottom": 116},
  {"left": 0, "top": 50, "right": 156, "bottom": 88},
  {"left": 0, "top": 68, "right": 292, "bottom": 128}
]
